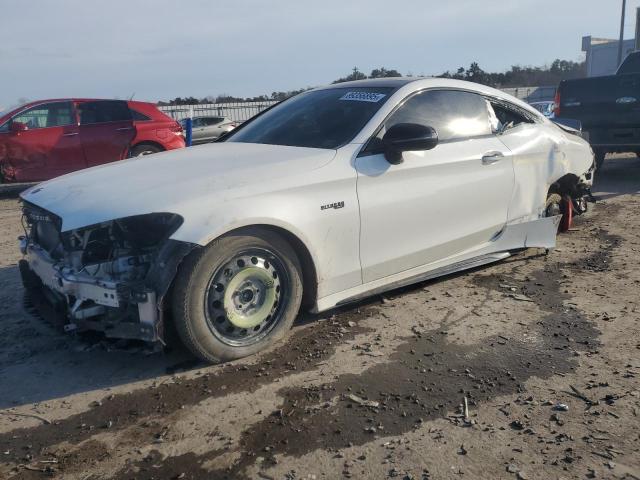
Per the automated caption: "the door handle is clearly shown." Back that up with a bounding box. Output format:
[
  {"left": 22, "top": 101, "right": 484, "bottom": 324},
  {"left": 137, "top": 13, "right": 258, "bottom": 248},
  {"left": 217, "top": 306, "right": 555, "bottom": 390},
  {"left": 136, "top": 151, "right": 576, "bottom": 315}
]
[
  {"left": 62, "top": 132, "right": 78, "bottom": 137},
  {"left": 481, "top": 151, "right": 504, "bottom": 165},
  {"left": 116, "top": 127, "right": 133, "bottom": 132}
]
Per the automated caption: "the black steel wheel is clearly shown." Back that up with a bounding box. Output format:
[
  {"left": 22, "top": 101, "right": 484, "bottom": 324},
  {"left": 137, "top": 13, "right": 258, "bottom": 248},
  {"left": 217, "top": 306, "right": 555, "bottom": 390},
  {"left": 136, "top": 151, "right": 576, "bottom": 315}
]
[{"left": 171, "top": 228, "right": 303, "bottom": 363}]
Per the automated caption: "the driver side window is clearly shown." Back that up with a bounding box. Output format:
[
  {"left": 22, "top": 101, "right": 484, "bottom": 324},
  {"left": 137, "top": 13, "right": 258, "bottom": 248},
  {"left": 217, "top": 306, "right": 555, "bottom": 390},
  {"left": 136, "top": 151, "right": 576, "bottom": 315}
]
[{"left": 364, "top": 89, "right": 491, "bottom": 154}]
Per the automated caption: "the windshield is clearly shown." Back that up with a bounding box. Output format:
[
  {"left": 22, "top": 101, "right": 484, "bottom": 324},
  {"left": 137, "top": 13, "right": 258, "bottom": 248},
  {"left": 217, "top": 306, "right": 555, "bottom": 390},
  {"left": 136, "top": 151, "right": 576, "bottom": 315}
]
[{"left": 225, "top": 87, "right": 395, "bottom": 149}]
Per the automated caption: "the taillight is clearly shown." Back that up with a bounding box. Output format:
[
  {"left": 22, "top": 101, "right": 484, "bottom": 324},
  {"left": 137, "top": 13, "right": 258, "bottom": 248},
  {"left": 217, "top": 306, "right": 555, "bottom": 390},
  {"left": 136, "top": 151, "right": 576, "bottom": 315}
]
[
  {"left": 553, "top": 90, "right": 561, "bottom": 117},
  {"left": 170, "top": 122, "right": 183, "bottom": 135}
]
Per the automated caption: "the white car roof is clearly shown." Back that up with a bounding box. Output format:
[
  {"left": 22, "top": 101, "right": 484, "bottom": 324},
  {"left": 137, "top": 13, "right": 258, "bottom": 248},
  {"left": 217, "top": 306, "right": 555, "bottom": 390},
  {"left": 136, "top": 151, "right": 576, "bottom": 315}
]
[{"left": 314, "top": 77, "right": 541, "bottom": 117}]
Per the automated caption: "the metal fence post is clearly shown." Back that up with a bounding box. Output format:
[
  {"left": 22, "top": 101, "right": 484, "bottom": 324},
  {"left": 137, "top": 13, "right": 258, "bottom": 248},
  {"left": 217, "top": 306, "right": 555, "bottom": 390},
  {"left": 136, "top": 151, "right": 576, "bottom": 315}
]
[{"left": 185, "top": 106, "right": 193, "bottom": 147}]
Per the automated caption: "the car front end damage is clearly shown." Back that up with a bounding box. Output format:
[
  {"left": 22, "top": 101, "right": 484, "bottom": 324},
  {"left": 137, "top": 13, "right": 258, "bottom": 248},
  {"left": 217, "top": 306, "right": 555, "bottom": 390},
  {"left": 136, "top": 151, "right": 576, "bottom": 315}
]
[{"left": 18, "top": 202, "right": 195, "bottom": 344}]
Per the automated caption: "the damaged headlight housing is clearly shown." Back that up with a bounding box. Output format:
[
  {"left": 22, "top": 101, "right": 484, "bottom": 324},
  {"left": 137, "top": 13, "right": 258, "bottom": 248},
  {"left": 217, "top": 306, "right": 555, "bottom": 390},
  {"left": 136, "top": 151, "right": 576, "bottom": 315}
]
[
  {"left": 21, "top": 208, "right": 184, "bottom": 280},
  {"left": 63, "top": 213, "right": 184, "bottom": 266}
]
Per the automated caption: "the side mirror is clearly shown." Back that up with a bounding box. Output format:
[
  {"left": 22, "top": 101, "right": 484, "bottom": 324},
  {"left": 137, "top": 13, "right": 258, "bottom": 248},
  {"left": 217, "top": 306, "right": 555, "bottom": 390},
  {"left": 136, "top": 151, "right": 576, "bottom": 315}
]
[
  {"left": 10, "top": 121, "right": 28, "bottom": 133},
  {"left": 382, "top": 123, "right": 438, "bottom": 164}
]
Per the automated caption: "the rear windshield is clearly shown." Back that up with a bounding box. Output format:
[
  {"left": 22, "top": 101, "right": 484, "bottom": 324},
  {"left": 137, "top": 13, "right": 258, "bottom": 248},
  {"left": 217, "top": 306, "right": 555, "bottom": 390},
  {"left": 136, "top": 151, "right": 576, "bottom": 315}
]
[
  {"left": 617, "top": 52, "right": 640, "bottom": 75},
  {"left": 225, "top": 87, "right": 395, "bottom": 149}
]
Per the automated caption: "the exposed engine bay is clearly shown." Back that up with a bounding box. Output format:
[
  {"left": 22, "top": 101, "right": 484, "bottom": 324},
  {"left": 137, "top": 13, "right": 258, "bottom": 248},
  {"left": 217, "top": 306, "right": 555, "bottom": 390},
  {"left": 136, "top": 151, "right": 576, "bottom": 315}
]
[{"left": 18, "top": 202, "right": 194, "bottom": 343}]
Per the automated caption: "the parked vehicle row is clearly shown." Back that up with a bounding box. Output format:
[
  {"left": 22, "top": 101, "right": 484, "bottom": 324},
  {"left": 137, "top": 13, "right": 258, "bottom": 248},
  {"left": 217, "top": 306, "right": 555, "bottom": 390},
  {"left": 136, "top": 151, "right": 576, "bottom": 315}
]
[
  {"left": 555, "top": 50, "right": 640, "bottom": 169},
  {"left": 18, "top": 78, "right": 595, "bottom": 363},
  {"left": 0, "top": 99, "right": 184, "bottom": 182}
]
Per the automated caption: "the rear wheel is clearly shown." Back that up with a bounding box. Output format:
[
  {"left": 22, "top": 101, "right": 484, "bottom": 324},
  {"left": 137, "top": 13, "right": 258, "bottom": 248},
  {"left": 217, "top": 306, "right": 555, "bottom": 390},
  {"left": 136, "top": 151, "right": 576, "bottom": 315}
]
[
  {"left": 171, "top": 228, "right": 303, "bottom": 363},
  {"left": 130, "top": 143, "right": 162, "bottom": 157}
]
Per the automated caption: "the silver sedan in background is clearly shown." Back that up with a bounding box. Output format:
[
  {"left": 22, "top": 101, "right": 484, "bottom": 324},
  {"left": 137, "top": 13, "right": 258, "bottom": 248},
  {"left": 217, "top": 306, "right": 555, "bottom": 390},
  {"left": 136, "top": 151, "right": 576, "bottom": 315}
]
[{"left": 180, "top": 116, "right": 237, "bottom": 144}]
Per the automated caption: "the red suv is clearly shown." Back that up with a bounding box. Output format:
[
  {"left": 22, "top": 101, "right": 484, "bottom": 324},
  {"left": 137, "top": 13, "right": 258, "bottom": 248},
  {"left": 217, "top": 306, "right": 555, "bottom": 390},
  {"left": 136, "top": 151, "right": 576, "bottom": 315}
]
[{"left": 0, "top": 99, "right": 184, "bottom": 183}]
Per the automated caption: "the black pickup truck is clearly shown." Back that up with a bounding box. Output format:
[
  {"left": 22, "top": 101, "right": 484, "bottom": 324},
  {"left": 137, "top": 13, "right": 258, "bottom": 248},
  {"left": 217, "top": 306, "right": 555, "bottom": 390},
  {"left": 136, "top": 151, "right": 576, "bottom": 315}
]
[{"left": 556, "top": 51, "right": 640, "bottom": 168}]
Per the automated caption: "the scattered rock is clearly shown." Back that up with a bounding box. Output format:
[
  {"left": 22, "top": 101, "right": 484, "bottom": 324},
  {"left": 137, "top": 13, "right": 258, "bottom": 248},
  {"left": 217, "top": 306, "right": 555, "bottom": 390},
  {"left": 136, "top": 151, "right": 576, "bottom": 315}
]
[{"left": 347, "top": 394, "right": 379, "bottom": 408}]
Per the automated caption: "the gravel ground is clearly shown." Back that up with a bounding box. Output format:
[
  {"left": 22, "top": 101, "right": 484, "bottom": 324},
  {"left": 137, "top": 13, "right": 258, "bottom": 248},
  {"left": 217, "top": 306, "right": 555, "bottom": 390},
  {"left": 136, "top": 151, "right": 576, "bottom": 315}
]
[{"left": 0, "top": 155, "right": 639, "bottom": 480}]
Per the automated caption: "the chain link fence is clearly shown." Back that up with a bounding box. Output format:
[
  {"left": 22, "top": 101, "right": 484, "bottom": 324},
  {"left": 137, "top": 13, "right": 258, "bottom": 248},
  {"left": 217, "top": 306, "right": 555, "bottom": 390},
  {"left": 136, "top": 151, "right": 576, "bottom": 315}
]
[{"left": 158, "top": 101, "right": 278, "bottom": 123}]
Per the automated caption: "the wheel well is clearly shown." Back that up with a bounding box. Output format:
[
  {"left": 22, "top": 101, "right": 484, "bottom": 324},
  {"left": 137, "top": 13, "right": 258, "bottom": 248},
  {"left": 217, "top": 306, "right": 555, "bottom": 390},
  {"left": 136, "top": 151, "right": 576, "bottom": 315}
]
[
  {"left": 548, "top": 173, "right": 580, "bottom": 197},
  {"left": 218, "top": 225, "right": 318, "bottom": 311},
  {"left": 130, "top": 141, "right": 165, "bottom": 153}
]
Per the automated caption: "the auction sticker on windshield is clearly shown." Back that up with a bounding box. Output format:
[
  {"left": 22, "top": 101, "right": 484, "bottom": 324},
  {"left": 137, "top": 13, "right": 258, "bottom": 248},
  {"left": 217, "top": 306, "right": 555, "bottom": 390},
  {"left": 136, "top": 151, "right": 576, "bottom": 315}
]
[{"left": 340, "top": 91, "right": 387, "bottom": 102}]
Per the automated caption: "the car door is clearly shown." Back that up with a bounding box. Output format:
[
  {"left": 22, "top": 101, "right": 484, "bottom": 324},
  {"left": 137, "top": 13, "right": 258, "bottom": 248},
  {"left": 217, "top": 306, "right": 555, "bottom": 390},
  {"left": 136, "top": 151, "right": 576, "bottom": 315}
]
[
  {"left": 488, "top": 99, "right": 560, "bottom": 222},
  {"left": 199, "top": 117, "right": 224, "bottom": 142},
  {"left": 208, "top": 117, "right": 226, "bottom": 140},
  {"left": 0, "top": 101, "right": 85, "bottom": 182},
  {"left": 77, "top": 100, "right": 135, "bottom": 167},
  {"left": 189, "top": 118, "right": 204, "bottom": 143},
  {"left": 355, "top": 89, "right": 515, "bottom": 283}
]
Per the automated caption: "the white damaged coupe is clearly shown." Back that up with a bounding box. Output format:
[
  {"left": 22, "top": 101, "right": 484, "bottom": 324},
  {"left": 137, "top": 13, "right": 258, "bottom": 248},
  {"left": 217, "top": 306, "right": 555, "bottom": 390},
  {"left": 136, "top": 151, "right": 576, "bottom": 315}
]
[{"left": 18, "top": 78, "right": 595, "bottom": 362}]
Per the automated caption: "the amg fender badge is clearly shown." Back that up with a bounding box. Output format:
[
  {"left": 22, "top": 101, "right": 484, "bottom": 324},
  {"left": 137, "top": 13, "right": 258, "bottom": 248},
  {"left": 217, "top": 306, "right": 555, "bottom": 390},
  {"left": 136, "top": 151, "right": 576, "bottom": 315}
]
[{"left": 321, "top": 201, "right": 344, "bottom": 211}]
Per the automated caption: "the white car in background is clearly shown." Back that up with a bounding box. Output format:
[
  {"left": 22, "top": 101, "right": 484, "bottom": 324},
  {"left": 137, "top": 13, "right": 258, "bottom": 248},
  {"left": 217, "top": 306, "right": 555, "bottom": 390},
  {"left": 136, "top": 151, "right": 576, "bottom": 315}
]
[
  {"left": 18, "top": 78, "right": 595, "bottom": 363},
  {"left": 180, "top": 116, "right": 237, "bottom": 144}
]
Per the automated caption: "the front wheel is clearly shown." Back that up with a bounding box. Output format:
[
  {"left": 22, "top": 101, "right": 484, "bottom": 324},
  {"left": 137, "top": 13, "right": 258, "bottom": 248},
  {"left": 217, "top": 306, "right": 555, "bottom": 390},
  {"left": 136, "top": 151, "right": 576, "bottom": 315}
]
[{"left": 171, "top": 228, "right": 303, "bottom": 363}]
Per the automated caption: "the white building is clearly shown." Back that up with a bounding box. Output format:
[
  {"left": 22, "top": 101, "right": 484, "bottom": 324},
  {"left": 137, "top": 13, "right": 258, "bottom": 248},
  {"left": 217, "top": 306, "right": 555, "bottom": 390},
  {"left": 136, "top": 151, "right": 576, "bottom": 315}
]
[{"left": 582, "top": 35, "right": 636, "bottom": 76}]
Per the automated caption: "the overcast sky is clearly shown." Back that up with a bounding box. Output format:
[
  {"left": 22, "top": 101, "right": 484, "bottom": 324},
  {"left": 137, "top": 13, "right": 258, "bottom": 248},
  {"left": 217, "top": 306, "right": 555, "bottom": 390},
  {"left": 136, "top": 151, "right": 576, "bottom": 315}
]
[{"left": 0, "top": 0, "right": 638, "bottom": 109}]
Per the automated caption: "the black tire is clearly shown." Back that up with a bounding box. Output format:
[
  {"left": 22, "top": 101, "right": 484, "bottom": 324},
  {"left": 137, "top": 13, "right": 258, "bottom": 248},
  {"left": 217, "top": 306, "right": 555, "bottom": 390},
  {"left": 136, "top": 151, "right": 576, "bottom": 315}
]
[
  {"left": 171, "top": 228, "right": 303, "bottom": 363},
  {"left": 545, "top": 193, "right": 562, "bottom": 217},
  {"left": 594, "top": 150, "right": 606, "bottom": 170},
  {"left": 129, "top": 143, "right": 162, "bottom": 157}
]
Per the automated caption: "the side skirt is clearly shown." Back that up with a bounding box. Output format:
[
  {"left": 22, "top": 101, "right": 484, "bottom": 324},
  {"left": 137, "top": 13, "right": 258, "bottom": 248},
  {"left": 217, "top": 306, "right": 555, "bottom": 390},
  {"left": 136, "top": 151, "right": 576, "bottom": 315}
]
[
  {"left": 334, "top": 251, "right": 510, "bottom": 308},
  {"left": 313, "top": 215, "right": 561, "bottom": 312}
]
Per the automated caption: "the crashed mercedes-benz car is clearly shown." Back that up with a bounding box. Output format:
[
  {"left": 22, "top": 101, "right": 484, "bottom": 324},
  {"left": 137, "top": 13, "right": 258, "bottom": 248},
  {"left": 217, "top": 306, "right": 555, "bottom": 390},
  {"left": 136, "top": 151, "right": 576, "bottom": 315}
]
[{"left": 18, "top": 78, "right": 595, "bottom": 363}]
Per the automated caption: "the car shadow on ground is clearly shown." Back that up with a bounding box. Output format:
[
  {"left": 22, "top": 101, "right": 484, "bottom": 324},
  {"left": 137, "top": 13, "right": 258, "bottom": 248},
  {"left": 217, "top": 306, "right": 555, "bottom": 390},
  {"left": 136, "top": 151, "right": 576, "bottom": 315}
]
[
  {"left": 0, "top": 267, "right": 187, "bottom": 408},
  {"left": 0, "top": 261, "right": 349, "bottom": 409}
]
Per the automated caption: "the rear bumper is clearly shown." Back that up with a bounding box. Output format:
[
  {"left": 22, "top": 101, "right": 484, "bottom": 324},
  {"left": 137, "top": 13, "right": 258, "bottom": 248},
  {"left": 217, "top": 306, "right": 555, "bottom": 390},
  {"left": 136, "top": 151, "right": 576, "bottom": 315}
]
[
  {"left": 162, "top": 134, "right": 186, "bottom": 151},
  {"left": 587, "top": 127, "right": 640, "bottom": 150}
]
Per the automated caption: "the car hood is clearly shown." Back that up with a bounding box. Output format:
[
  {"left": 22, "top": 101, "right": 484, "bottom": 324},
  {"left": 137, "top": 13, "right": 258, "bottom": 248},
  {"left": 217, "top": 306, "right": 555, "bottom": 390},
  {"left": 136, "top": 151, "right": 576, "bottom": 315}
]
[{"left": 21, "top": 142, "right": 336, "bottom": 232}]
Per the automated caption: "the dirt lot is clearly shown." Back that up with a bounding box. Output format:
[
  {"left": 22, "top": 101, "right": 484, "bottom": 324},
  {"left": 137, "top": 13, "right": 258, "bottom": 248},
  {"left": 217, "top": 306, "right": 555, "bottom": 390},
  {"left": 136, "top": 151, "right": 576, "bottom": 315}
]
[{"left": 0, "top": 155, "right": 639, "bottom": 480}]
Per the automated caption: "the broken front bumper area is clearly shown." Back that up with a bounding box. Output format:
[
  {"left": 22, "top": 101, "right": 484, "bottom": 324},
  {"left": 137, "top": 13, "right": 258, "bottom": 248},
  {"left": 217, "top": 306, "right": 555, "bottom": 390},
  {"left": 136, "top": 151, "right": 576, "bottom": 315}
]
[{"left": 18, "top": 237, "right": 195, "bottom": 343}]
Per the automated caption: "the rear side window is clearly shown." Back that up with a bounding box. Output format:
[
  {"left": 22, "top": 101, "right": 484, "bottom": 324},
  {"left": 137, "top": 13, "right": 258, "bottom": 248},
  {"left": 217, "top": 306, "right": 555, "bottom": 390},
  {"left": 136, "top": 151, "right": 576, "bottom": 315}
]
[
  {"left": 203, "top": 117, "right": 224, "bottom": 126},
  {"left": 131, "top": 109, "right": 151, "bottom": 121},
  {"left": 11, "top": 102, "right": 75, "bottom": 129},
  {"left": 79, "top": 101, "right": 132, "bottom": 125},
  {"left": 617, "top": 52, "right": 640, "bottom": 75},
  {"left": 488, "top": 101, "right": 535, "bottom": 133},
  {"left": 383, "top": 90, "right": 491, "bottom": 142}
]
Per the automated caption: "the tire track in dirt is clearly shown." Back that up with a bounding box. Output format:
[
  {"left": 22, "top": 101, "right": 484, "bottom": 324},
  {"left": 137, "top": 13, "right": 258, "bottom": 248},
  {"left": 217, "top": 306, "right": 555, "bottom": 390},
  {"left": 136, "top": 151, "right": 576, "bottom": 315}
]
[{"left": 0, "top": 307, "right": 374, "bottom": 479}]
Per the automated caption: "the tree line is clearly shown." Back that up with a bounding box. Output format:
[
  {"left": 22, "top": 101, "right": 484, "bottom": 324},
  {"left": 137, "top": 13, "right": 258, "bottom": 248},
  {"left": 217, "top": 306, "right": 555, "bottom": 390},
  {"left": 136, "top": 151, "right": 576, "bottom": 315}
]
[{"left": 158, "top": 59, "right": 585, "bottom": 105}]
